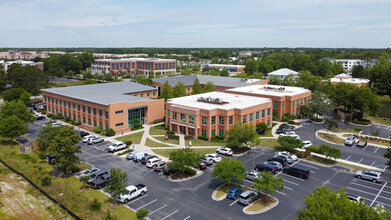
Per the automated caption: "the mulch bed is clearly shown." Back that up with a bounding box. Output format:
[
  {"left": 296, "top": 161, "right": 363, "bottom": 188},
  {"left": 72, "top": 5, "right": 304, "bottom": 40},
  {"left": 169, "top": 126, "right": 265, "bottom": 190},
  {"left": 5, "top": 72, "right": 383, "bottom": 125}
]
[
  {"left": 171, "top": 172, "right": 195, "bottom": 180},
  {"left": 232, "top": 147, "right": 251, "bottom": 154}
]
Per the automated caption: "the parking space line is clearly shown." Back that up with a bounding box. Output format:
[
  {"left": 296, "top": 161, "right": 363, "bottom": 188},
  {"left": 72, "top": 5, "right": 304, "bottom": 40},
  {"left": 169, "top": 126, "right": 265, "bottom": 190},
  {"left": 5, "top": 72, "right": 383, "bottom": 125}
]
[
  {"left": 351, "top": 182, "right": 382, "bottom": 191},
  {"left": 276, "top": 191, "right": 286, "bottom": 196},
  {"left": 374, "top": 147, "right": 379, "bottom": 153},
  {"left": 161, "top": 210, "right": 179, "bottom": 220},
  {"left": 158, "top": 172, "right": 164, "bottom": 175},
  {"left": 358, "top": 158, "right": 363, "bottom": 163},
  {"left": 296, "top": 162, "right": 319, "bottom": 169},
  {"left": 354, "top": 180, "right": 391, "bottom": 189},
  {"left": 243, "top": 179, "right": 254, "bottom": 184},
  {"left": 127, "top": 195, "right": 148, "bottom": 204},
  {"left": 136, "top": 199, "right": 157, "bottom": 210},
  {"left": 346, "top": 156, "right": 351, "bottom": 160},
  {"left": 278, "top": 172, "right": 305, "bottom": 181},
  {"left": 284, "top": 186, "right": 293, "bottom": 191},
  {"left": 346, "top": 186, "right": 377, "bottom": 196},
  {"left": 370, "top": 161, "right": 376, "bottom": 167},
  {"left": 184, "top": 216, "right": 191, "bottom": 220},
  {"left": 363, "top": 145, "right": 368, "bottom": 151},
  {"left": 148, "top": 204, "right": 167, "bottom": 215},
  {"left": 370, "top": 183, "right": 388, "bottom": 207},
  {"left": 282, "top": 179, "right": 299, "bottom": 186},
  {"left": 229, "top": 199, "right": 239, "bottom": 206}
]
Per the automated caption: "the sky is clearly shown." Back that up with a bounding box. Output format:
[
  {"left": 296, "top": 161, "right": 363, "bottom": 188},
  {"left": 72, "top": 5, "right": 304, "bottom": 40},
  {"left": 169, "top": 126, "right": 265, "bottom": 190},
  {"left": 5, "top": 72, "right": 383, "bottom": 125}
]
[{"left": 0, "top": 0, "right": 390, "bottom": 48}]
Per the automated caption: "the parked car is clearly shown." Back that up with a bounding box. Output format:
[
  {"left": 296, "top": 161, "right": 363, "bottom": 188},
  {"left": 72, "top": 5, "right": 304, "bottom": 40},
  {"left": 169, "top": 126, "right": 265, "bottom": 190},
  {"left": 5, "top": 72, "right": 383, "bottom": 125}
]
[
  {"left": 227, "top": 187, "right": 244, "bottom": 199},
  {"left": 79, "top": 131, "right": 90, "bottom": 137},
  {"left": 283, "top": 131, "right": 296, "bottom": 136},
  {"left": 141, "top": 155, "right": 157, "bottom": 165},
  {"left": 345, "top": 135, "right": 356, "bottom": 146},
  {"left": 198, "top": 161, "right": 207, "bottom": 170},
  {"left": 356, "top": 140, "right": 368, "bottom": 148},
  {"left": 347, "top": 193, "right": 362, "bottom": 202},
  {"left": 146, "top": 158, "right": 162, "bottom": 168},
  {"left": 87, "top": 170, "right": 109, "bottom": 184},
  {"left": 126, "top": 151, "right": 136, "bottom": 160},
  {"left": 280, "top": 133, "right": 300, "bottom": 139},
  {"left": 51, "top": 122, "right": 63, "bottom": 127},
  {"left": 88, "top": 137, "right": 104, "bottom": 145},
  {"left": 277, "top": 151, "right": 298, "bottom": 161},
  {"left": 163, "top": 166, "right": 177, "bottom": 175},
  {"left": 216, "top": 147, "right": 233, "bottom": 156},
  {"left": 133, "top": 152, "right": 148, "bottom": 162},
  {"left": 79, "top": 167, "right": 99, "bottom": 178},
  {"left": 201, "top": 157, "right": 214, "bottom": 166},
  {"left": 267, "top": 156, "right": 288, "bottom": 166},
  {"left": 153, "top": 161, "right": 167, "bottom": 172},
  {"left": 246, "top": 171, "right": 262, "bottom": 180},
  {"left": 238, "top": 190, "right": 258, "bottom": 206},
  {"left": 117, "top": 184, "right": 147, "bottom": 203},
  {"left": 263, "top": 161, "right": 283, "bottom": 171},
  {"left": 108, "top": 142, "right": 127, "bottom": 152},
  {"left": 34, "top": 114, "right": 45, "bottom": 120},
  {"left": 90, "top": 174, "right": 111, "bottom": 189},
  {"left": 276, "top": 124, "right": 294, "bottom": 134},
  {"left": 205, "top": 154, "right": 222, "bottom": 163},
  {"left": 302, "top": 140, "right": 312, "bottom": 148},
  {"left": 82, "top": 135, "right": 95, "bottom": 143},
  {"left": 276, "top": 154, "right": 293, "bottom": 164},
  {"left": 354, "top": 170, "right": 382, "bottom": 183},
  {"left": 283, "top": 166, "right": 310, "bottom": 179},
  {"left": 254, "top": 164, "right": 277, "bottom": 174}
]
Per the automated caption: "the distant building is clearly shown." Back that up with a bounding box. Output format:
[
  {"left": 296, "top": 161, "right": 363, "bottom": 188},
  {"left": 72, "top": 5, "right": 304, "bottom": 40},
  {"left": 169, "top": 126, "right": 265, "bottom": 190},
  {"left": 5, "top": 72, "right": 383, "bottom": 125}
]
[
  {"left": 329, "top": 73, "right": 370, "bottom": 87},
  {"left": 91, "top": 58, "right": 176, "bottom": 76},
  {"left": 201, "top": 64, "right": 245, "bottom": 74},
  {"left": 267, "top": 68, "right": 299, "bottom": 82},
  {"left": 165, "top": 92, "right": 273, "bottom": 140},
  {"left": 322, "top": 58, "right": 378, "bottom": 72},
  {"left": 152, "top": 75, "right": 268, "bottom": 96},
  {"left": 1, "top": 60, "right": 44, "bottom": 71},
  {"left": 0, "top": 51, "right": 49, "bottom": 60},
  {"left": 93, "top": 53, "right": 148, "bottom": 58}
]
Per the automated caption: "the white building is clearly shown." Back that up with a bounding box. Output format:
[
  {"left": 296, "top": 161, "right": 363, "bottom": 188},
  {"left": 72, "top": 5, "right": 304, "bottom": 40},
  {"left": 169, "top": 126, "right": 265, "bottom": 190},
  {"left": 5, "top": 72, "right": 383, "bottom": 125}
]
[
  {"left": 267, "top": 68, "right": 299, "bottom": 82},
  {"left": 1, "top": 60, "right": 44, "bottom": 71},
  {"left": 322, "top": 58, "right": 378, "bottom": 72}
]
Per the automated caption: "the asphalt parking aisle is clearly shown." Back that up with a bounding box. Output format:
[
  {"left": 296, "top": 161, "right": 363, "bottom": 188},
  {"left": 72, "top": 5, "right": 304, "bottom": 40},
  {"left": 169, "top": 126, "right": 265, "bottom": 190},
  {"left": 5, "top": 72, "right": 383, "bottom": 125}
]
[{"left": 346, "top": 179, "right": 391, "bottom": 209}]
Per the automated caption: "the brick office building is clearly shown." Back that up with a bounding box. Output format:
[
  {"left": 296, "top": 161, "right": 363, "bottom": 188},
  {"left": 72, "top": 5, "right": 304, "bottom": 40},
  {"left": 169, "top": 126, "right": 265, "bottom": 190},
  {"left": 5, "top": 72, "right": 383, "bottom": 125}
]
[
  {"left": 165, "top": 92, "right": 273, "bottom": 140},
  {"left": 42, "top": 81, "right": 164, "bottom": 135},
  {"left": 226, "top": 85, "right": 311, "bottom": 120}
]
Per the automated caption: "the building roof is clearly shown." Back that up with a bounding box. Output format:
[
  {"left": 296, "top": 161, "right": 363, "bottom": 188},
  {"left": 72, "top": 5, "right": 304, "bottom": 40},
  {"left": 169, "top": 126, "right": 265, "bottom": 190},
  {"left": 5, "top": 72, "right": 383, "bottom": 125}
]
[
  {"left": 167, "top": 92, "right": 271, "bottom": 110},
  {"left": 267, "top": 68, "right": 299, "bottom": 76},
  {"left": 335, "top": 73, "right": 352, "bottom": 78},
  {"left": 227, "top": 85, "right": 311, "bottom": 97},
  {"left": 206, "top": 64, "right": 245, "bottom": 68},
  {"left": 41, "top": 81, "right": 157, "bottom": 106},
  {"left": 330, "top": 77, "right": 370, "bottom": 84},
  {"left": 152, "top": 75, "right": 262, "bottom": 88},
  {"left": 95, "top": 58, "right": 176, "bottom": 62}
]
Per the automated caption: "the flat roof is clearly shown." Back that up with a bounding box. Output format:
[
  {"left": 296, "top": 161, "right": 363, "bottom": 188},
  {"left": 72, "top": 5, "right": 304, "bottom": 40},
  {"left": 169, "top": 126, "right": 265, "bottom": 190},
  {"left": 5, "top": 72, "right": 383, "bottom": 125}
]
[
  {"left": 167, "top": 92, "right": 271, "bottom": 110},
  {"left": 41, "top": 81, "right": 157, "bottom": 106},
  {"left": 95, "top": 58, "right": 176, "bottom": 62},
  {"left": 206, "top": 64, "right": 245, "bottom": 68},
  {"left": 330, "top": 77, "right": 370, "bottom": 84},
  {"left": 267, "top": 68, "right": 298, "bottom": 76},
  {"left": 227, "top": 85, "right": 311, "bottom": 97}
]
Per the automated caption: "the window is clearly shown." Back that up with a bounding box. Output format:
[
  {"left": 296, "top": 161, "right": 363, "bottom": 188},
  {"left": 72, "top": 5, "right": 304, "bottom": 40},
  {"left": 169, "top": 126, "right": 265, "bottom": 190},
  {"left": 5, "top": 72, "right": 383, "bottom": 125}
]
[
  {"left": 93, "top": 109, "right": 96, "bottom": 116},
  {"left": 52, "top": 97, "right": 54, "bottom": 103},
  {"left": 211, "top": 116, "right": 216, "bottom": 125},
  {"left": 219, "top": 130, "right": 224, "bottom": 136},
  {"left": 141, "top": 94, "right": 143, "bottom": 97},
  {"left": 189, "top": 115, "right": 194, "bottom": 124},
  {"left": 105, "top": 112, "right": 109, "bottom": 119},
  {"left": 83, "top": 117, "right": 86, "bottom": 123},
  {"left": 297, "top": 110, "right": 299, "bottom": 116},
  {"left": 48, "top": 107, "right": 51, "bottom": 112},
  {"left": 274, "top": 112, "right": 278, "bottom": 119},
  {"left": 217, "top": 88, "right": 220, "bottom": 91},
  {"left": 282, "top": 101, "right": 285, "bottom": 108},
  {"left": 262, "top": 110, "right": 265, "bottom": 117},
  {"left": 88, "top": 119, "right": 91, "bottom": 125},
  {"left": 243, "top": 115, "right": 247, "bottom": 123},
  {"left": 116, "top": 123, "right": 124, "bottom": 127},
  {"left": 292, "top": 101, "right": 295, "bottom": 107},
  {"left": 256, "top": 112, "right": 259, "bottom": 120},
  {"left": 250, "top": 113, "right": 253, "bottom": 122},
  {"left": 68, "top": 102, "right": 71, "bottom": 108},
  {"left": 73, "top": 103, "right": 75, "bottom": 110},
  {"left": 68, "top": 112, "right": 71, "bottom": 118},
  {"left": 99, "top": 110, "right": 102, "bottom": 118},
  {"left": 267, "top": 120, "right": 270, "bottom": 127},
  {"left": 172, "top": 112, "right": 177, "bottom": 120},
  {"left": 202, "top": 116, "right": 207, "bottom": 125},
  {"left": 219, "top": 116, "right": 224, "bottom": 125},
  {"left": 59, "top": 100, "right": 62, "bottom": 106},
  {"left": 282, "top": 112, "right": 284, "bottom": 118},
  {"left": 229, "top": 116, "right": 233, "bottom": 124},
  {"left": 94, "top": 121, "right": 97, "bottom": 127},
  {"left": 297, "top": 100, "right": 299, "bottom": 106},
  {"left": 78, "top": 116, "right": 80, "bottom": 122},
  {"left": 99, "top": 122, "right": 102, "bottom": 128},
  {"left": 273, "top": 102, "right": 279, "bottom": 108},
  {"left": 211, "top": 130, "right": 216, "bottom": 137},
  {"left": 201, "top": 130, "right": 207, "bottom": 137},
  {"left": 105, "top": 124, "right": 109, "bottom": 130},
  {"left": 147, "top": 93, "right": 149, "bottom": 97},
  {"left": 115, "top": 110, "right": 124, "bottom": 114},
  {"left": 44, "top": 96, "right": 47, "bottom": 102},
  {"left": 300, "top": 99, "right": 303, "bottom": 105},
  {"left": 180, "top": 114, "right": 185, "bottom": 122},
  {"left": 267, "top": 108, "right": 271, "bottom": 116},
  {"left": 153, "top": 92, "right": 156, "bottom": 96},
  {"left": 88, "top": 107, "right": 91, "bottom": 114},
  {"left": 78, "top": 105, "right": 80, "bottom": 111},
  {"left": 304, "top": 97, "right": 307, "bottom": 104},
  {"left": 82, "top": 106, "right": 85, "bottom": 113}
]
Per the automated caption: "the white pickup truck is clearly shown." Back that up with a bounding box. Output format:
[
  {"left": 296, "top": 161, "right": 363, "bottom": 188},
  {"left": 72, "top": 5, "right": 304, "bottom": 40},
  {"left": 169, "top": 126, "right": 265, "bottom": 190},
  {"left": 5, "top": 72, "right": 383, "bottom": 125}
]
[
  {"left": 108, "top": 142, "right": 127, "bottom": 153},
  {"left": 117, "top": 184, "right": 147, "bottom": 203}
]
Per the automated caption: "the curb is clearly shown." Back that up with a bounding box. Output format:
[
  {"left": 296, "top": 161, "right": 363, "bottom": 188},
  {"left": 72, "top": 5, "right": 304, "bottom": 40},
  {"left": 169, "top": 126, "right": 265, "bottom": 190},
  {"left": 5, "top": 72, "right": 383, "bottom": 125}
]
[
  {"left": 211, "top": 184, "right": 227, "bottom": 201},
  {"left": 168, "top": 169, "right": 203, "bottom": 182},
  {"left": 243, "top": 196, "right": 279, "bottom": 215}
]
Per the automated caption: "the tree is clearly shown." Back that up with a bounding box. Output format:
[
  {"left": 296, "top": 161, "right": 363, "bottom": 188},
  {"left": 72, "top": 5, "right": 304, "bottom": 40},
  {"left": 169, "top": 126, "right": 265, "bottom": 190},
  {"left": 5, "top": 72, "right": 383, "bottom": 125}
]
[
  {"left": 309, "top": 92, "right": 330, "bottom": 119},
  {"left": 319, "top": 144, "right": 341, "bottom": 160},
  {"left": 282, "top": 74, "right": 296, "bottom": 86},
  {"left": 226, "top": 122, "right": 259, "bottom": 149},
  {"left": 252, "top": 172, "right": 284, "bottom": 199},
  {"left": 136, "top": 209, "right": 150, "bottom": 220},
  {"left": 220, "top": 69, "right": 230, "bottom": 77},
  {"left": 0, "top": 100, "right": 35, "bottom": 123},
  {"left": 46, "top": 126, "right": 82, "bottom": 172},
  {"left": 0, "top": 115, "right": 28, "bottom": 140},
  {"left": 296, "top": 70, "right": 327, "bottom": 93},
  {"left": 210, "top": 158, "right": 246, "bottom": 184},
  {"left": 297, "top": 186, "right": 390, "bottom": 220},
  {"left": 244, "top": 58, "right": 258, "bottom": 74},
  {"left": 268, "top": 75, "right": 281, "bottom": 85},
  {"left": 324, "top": 118, "right": 338, "bottom": 131},
  {"left": 104, "top": 168, "right": 129, "bottom": 203},
  {"left": 36, "top": 126, "right": 61, "bottom": 151},
  {"left": 256, "top": 122, "right": 268, "bottom": 135},
  {"left": 79, "top": 176, "right": 90, "bottom": 189},
  {"left": 0, "top": 65, "right": 7, "bottom": 92},
  {"left": 160, "top": 81, "right": 173, "bottom": 101},
  {"left": 3, "top": 88, "right": 32, "bottom": 105},
  {"left": 172, "top": 81, "right": 187, "bottom": 98},
  {"left": 192, "top": 78, "right": 203, "bottom": 94},
  {"left": 277, "top": 136, "right": 304, "bottom": 151},
  {"left": 384, "top": 148, "right": 391, "bottom": 168},
  {"left": 168, "top": 148, "right": 200, "bottom": 173},
  {"left": 7, "top": 63, "right": 49, "bottom": 96},
  {"left": 203, "top": 81, "right": 216, "bottom": 92}
]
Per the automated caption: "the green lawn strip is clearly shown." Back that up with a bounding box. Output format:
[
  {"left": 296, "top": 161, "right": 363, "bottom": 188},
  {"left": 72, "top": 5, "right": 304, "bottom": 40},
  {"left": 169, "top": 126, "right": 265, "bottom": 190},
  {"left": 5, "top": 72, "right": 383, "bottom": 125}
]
[
  {"left": 0, "top": 144, "right": 136, "bottom": 220},
  {"left": 318, "top": 133, "right": 345, "bottom": 145},
  {"left": 259, "top": 139, "right": 280, "bottom": 149},
  {"left": 145, "top": 138, "right": 174, "bottom": 148},
  {"left": 365, "top": 116, "right": 391, "bottom": 127},
  {"left": 149, "top": 124, "right": 167, "bottom": 135},
  {"left": 185, "top": 139, "right": 226, "bottom": 146},
  {"left": 154, "top": 136, "right": 179, "bottom": 145},
  {"left": 115, "top": 131, "right": 144, "bottom": 144},
  {"left": 152, "top": 148, "right": 218, "bottom": 158},
  {"left": 327, "top": 128, "right": 356, "bottom": 133},
  {"left": 259, "top": 129, "right": 273, "bottom": 137}
]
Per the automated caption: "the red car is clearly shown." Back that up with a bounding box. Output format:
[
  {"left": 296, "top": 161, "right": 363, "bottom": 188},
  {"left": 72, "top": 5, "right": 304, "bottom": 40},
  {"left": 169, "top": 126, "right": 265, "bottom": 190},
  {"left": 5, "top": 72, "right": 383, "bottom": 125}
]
[{"left": 198, "top": 162, "right": 207, "bottom": 170}]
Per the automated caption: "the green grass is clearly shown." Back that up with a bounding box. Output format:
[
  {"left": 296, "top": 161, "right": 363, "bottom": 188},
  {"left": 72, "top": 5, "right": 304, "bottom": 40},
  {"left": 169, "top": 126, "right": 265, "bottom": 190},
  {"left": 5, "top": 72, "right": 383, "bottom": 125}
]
[
  {"left": 318, "top": 133, "right": 345, "bottom": 145},
  {"left": 328, "top": 128, "right": 356, "bottom": 133},
  {"left": 115, "top": 131, "right": 144, "bottom": 144},
  {"left": 185, "top": 139, "right": 226, "bottom": 146},
  {"left": 259, "top": 139, "right": 280, "bottom": 149},
  {"left": 305, "top": 155, "right": 336, "bottom": 166},
  {"left": 145, "top": 138, "right": 173, "bottom": 148},
  {"left": 365, "top": 116, "right": 391, "bottom": 126},
  {"left": 154, "top": 136, "right": 179, "bottom": 145},
  {"left": 152, "top": 148, "right": 218, "bottom": 158},
  {"left": 149, "top": 124, "right": 167, "bottom": 135},
  {"left": 259, "top": 129, "right": 273, "bottom": 137}
]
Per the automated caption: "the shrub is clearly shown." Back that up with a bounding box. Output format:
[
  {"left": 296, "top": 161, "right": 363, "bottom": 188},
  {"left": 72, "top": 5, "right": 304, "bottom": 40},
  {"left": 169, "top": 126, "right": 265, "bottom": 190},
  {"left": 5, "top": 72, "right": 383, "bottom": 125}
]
[
  {"left": 306, "top": 146, "right": 320, "bottom": 154},
  {"left": 41, "top": 176, "right": 52, "bottom": 186},
  {"left": 89, "top": 198, "right": 102, "bottom": 211},
  {"left": 74, "top": 121, "right": 81, "bottom": 125},
  {"left": 315, "top": 118, "right": 324, "bottom": 122},
  {"left": 136, "top": 208, "right": 150, "bottom": 220},
  {"left": 184, "top": 135, "right": 193, "bottom": 140},
  {"left": 353, "top": 127, "right": 362, "bottom": 133},
  {"left": 198, "top": 136, "right": 209, "bottom": 141},
  {"left": 211, "top": 136, "right": 224, "bottom": 141},
  {"left": 38, "top": 151, "right": 46, "bottom": 162},
  {"left": 47, "top": 113, "right": 54, "bottom": 118},
  {"left": 281, "top": 117, "right": 290, "bottom": 122},
  {"left": 304, "top": 150, "right": 311, "bottom": 158},
  {"left": 106, "top": 128, "right": 115, "bottom": 136},
  {"left": 169, "top": 134, "right": 179, "bottom": 140},
  {"left": 288, "top": 120, "right": 295, "bottom": 124},
  {"left": 167, "top": 131, "right": 175, "bottom": 135},
  {"left": 352, "top": 120, "right": 370, "bottom": 125},
  {"left": 64, "top": 117, "right": 71, "bottom": 122},
  {"left": 93, "top": 126, "right": 103, "bottom": 133},
  {"left": 125, "top": 140, "right": 132, "bottom": 146},
  {"left": 41, "top": 110, "right": 46, "bottom": 114},
  {"left": 70, "top": 164, "right": 80, "bottom": 173},
  {"left": 183, "top": 167, "right": 196, "bottom": 176},
  {"left": 164, "top": 127, "right": 169, "bottom": 130},
  {"left": 296, "top": 151, "right": 305, "bottom": 158}
]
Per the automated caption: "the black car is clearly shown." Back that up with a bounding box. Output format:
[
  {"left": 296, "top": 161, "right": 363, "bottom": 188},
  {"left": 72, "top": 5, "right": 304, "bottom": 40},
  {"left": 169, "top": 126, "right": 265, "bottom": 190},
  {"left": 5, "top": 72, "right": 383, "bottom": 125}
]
[
  {"left": 141, "top": 155, "right": 156, "bottom": 165},
  {"left": 283, "top": 166, "right": 310, "bottom": 179},
  {"left": 163, "top": 166, "right": 177, "bottom": 175},
  {"left": 90, "top": 174, "right": 111, "bottom": 189},
  {"left": 254, "top": 164, "right": 277, "bottom": 174},
  {"left": 267, "top": 156, "right": 288, "bottom": 166},
  {"left": 276, "top": 125, "right": 293, "bottom": 134},
  {"left": 79, "top": 131, "right": 90, "bottom": 137}
]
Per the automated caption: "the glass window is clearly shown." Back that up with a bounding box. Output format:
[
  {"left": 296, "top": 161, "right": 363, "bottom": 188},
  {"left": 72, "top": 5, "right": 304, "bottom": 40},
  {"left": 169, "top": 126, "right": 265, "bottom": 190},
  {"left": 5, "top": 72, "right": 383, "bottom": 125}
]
[
  {"left": 229, "top": 116, "right": 233, "bottom": 124},
  {"left": 99, "top": 122, "right": 102, "bottom": 128},
  {"left": 153, "top": 92, "right": 156, "bottom": 96},
  {"left": 211, "top": 116, "right": 216, "bottom": 125},
  {"left": 262, "top": 110, "right": 265, "bottom": 117},
  {"left": 99, "top": 110, "right": 102, "bottom": 118},
  {"left": 219, "top": 130, "right": 224, "bottom": 136},
  {"left": 115, "top": 123, "right": 123, "bottom": 127},
  {"left": 201, "top": 130, "right": 207, "bottom": 137},
  {"left": 211, "top": 130, "right": 216, "bottom": 137},
  {"left": 282, "top": 112, "right": 284, "bottom": 118},
  {"left": 141, "top": 94, "right": 143, "bottom": 97},
  {"left": 88, "top": 119, "right": 91, "bottom": 125},
  {"left": 292, "top": 101, "right": 295, "bottom": 107},
  {"left": 250, "top": 113, "right": 253, "bottom": 122},
  {"left": 128, "top": 107, "right": 145, "bottom": 127},
  {"left": 105, "top": 124, "right": 109, "bottom": 130},
  {"left": 297, "top": 110, "right": 299, "bottom": 116},
  {"left": 282, "top": 102, "right": 285, "bottom": 108},
  {"left": 202, "top": 116, "right": 207, "bottom": 125},
  {"left": 243, "top": 115, "right": 247, "bottom": 123},
  {"left": 73, "top": 103, "right": 75, "bottom": 110},
  {"left": 256, "top": 112, "right": 259, "bottom": 120},
  {"left": 267, "top": 108, "right": 271, "bottom": 116},
  {"left": 88, "top": 107, "right": 91, "bottom": 114},
  {"left": 83, "top": 106, "right": 85, "bottom": 113},
  {"left": 304, "top": 97, "right": 307, "bottom": 104},
  {"left": 297, "top": 100, "right": 299, "bottom": 106},
  {"left": 78, "top": 105, "right": 80, "bottom": 111},
  {"left": 59, "top": 100, "right": 62, "bottom": 106},
  {"left": 94, "top": 120, "right": 97, "bottom": 127},
  {"left": 189, "top": 115, "right": 194, "bottom": 124},
  {"left": 105, "top": 112, "right": 109, "bottom": 119},
  {"left": 115, "top": 110, "right": 123, "bottom": 114},
  {"left": 300, "top": 99, "right": 303, "bottom": 105},
  {"left": 274, "top": 112, "right": 278, "bottom": 119},
  {"left": 219, "top": 116, "right": 224, "bottom": 125},
  {"left": 68, "top": 102, "right": 71, "bottom": 108},
  {"left": 78, "top": 116, "right": 80, "bottom": 122},
  {"left": 83, "top": 117, "right": 86, "bottom": 123},
  {"left": 93, "top": 108, "right": 96, "bottom": 116},
  {"left": 173, "top": 112, "right": 177, "bottom": 120},
  {"left": 180, "top": 114, "right": 185, "bottom": 122},
  {"left": 267, "top": 120, "right": 270, "bottom": 127},
  {"left": 44, "top": 96, "right": 47, "bottom": 102},
  {"left": 273, "top": 102, "right": 279, "bottom": 108}
]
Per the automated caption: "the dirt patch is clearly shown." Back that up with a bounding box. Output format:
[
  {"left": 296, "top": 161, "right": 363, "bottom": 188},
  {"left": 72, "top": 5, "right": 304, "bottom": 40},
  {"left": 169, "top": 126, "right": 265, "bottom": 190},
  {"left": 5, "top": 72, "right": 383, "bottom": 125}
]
[
  {"left": 108, "top": 202, "right": 120, "bottom": 209},
  {"left": 171, "top": 171, "right": 195, "bottom": 180},
  {"left": 79, "top": 187, "right": 90, "bottom": 192},
  {"left": 232, "top": 147, "right": 251, "bottom": 154}
]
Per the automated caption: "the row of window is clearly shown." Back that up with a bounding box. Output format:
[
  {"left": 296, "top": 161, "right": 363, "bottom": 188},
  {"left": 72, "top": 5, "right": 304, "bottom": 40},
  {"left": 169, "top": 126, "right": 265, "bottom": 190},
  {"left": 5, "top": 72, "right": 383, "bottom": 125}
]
[
  {"left": 272, "top": 97, "right": 310, "bottom": 109},
  {"left": 200, "top": 120, "right": 271, "bottom": 137},
  {"left": 139, "top": 92, "right": 156, "bottom": 98},
  {"left": 48, "top": 107, "right": 109, "bottom": 129}
]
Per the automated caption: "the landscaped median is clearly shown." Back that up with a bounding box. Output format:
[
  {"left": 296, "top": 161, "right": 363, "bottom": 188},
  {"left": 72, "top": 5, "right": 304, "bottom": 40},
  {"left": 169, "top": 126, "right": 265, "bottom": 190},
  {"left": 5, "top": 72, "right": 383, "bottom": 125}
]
[
  {"left": 115, "top": 130, "right": 144, "bottom": 144},
  {"left": 317, "top": 132, "right": 346, "bottom": 145}
]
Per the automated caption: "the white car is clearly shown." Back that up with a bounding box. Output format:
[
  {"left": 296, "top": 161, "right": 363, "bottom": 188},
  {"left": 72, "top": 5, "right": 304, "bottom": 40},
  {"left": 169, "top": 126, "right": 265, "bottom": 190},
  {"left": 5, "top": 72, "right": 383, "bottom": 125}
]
[
  {"left": 302, "top": 140, "right": 312, "bottom": 148},
  {"left": 216, "top": 148, "right": 233, "bottom": 156},
  {"left": 108, "top": 142, "right": 127, "bottom": 152},
  {"left": 205, "top": 154, "right": 222, "bottom": 163},
  {"left": 146, "top": 158, "right": 162, "bottom": 168},
  {"left": 283, "top": 131, "right": 296, "bottom": 136},
  {"left": 277, "top": 151, "right": 298, "bottom": 161},
  {"left": 345, "top": 135, "right": 356, "bottom": 146},
  {"left": 82, "top": 135, "right": 95, "bottom": 143}
]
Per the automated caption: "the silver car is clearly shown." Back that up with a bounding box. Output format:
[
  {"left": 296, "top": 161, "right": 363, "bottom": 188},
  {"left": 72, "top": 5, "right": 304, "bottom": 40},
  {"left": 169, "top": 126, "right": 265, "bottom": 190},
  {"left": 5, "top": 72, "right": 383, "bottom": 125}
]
[
  {"left": 355, "top": 170, "right": 382, "bottom": 183},
  {"left": 79, "top": 167, "right": 99, "bottom": 178},
  {"left": 263, "top": 161, "right": 283, "bottom": 171},
  {"left": 238, "top": 190, "right": 258, "bottom": 206},
  {"left": 245, "top": 171, "right": 261, "bottom": 181},
  {"left": 201, "top": 157, "right": 214, "bottom": 166},
  {"left": 276, "top": 154, "right": 293, "bottom": 164},
  {"left": 88, "top": 137, "right": 104, "bottom": 145}
]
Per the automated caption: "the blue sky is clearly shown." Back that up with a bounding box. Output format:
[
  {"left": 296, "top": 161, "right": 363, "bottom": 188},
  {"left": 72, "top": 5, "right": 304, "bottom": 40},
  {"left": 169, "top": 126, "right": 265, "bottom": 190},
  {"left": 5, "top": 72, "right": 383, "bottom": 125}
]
[{"left": 1, "top": 0, "right": 390, "bottom": 48}]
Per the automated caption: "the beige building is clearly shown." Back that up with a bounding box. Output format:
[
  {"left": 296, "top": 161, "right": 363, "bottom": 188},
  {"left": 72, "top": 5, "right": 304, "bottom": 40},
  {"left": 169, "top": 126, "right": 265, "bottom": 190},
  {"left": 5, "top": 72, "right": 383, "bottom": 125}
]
[{"left": 330, "top": 73, "right": 370, "bottom": 87}]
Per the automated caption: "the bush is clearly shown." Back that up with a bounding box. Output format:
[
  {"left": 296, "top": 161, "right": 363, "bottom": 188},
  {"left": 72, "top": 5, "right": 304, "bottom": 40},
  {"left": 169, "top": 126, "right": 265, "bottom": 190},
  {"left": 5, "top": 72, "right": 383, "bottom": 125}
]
[
  {"left": 125, "top": 140, "right": 132, "bottom": 146},
  {"left": 74, "top": 121, "right": 81, "bottom": 125},
  {"left": 306, "top": 146, "right": 320, "bottom": 154},
  {"left": 353, "top": 127, "right": 362, "bottom": 133},
  {"left": 183, "top": 167, "right": 196, "bottom": 176},
  {"left": 167, "top": 131, "right": 175, "bottom": 135},
  {"left": 198, "top": 136, "right": 209, "bottom": 141},
  {"left": 211, "top": 135, "right": 224, "bottom": 141},
  {"left": 41, "top": 110, "right": 46, "bottom": 114},
  {"left": 136, "top": 208, "right": 150, "bottom": 220},
  {"left": 106, "top": 128, "right": 115, "bottom": 136},
  {"left": 89, "top": 198, "right": 102, "bottom": 211},
  {"left": 296, "top": 151, "right": 305, "bottom": 158},
  {"left": 47, "top": 113, "right": 54, "bottom": 118},
  {"left": 184, "top": 135, "right": 193, "bottom": 140},
  {"left": 315, "top": 118, "right": 324, "bottom": 122},
  {"left": 164, "top": 127, "right": 169, "bottom": 130},
  {"left": 169, "top": 134, "right": 179, "bottom": 140},
  {"left": 41, "top": 176, "right": 52, "bottom": 186},
  {"left": 93, "top": 126, "right": 103, "bottom": 133},
  {"left": 352, "top": 119, "right": 370, "bottom": 125},
  {"left": 304, "top": 150, "right": 311, "bottom": 158},
  {"left": 70, "top": 164, "right": 80, "bottom": 173},
  {"left": 281, "top": 117, "right": 290, "bottom": 122},
  {"left": 288, "top": 120, "right": 295, "bottom": 124}
]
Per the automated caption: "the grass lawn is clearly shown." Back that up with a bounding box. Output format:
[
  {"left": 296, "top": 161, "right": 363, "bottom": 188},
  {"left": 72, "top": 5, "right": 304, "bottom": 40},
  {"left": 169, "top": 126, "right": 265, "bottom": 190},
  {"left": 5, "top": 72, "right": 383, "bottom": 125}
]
[
  {"left": 305, "top": 155, "right": 336, "bottom": 166},
  {"left": 115, "top": 130, "right": 144, "bottom": 144},
  {"left": 328, "top": 128, "right": 357, "bottom": 133},
  {"left": 152, "top": 148, "right": 218, "bottom": 158},
  {"left": 247, "top": 199, "right": 274, "bottom": 212},
  {"left": 365, "top": 116, "right": 391, "bottom": 127},
  {"left": 185, "top": 139, "right": 226, "bottom": 146},
  {"left": 149, "top": 124, "right": 167, "bottom": 135},
  {"left": 259, "top": 129, "right": 273, "bottom": 137},
  {"left": 145, "top": 138, "right": 173, "bottom": 148},
  {"left": 318, "top": 133, "right": 345, "bottom": 145},
  {"left": 0, "top": 144, "right": 136, "bottom": 220},
  {"left": 154, "top": 136, "right": 179, "bottom": 145},
  {"left": 259, "top": 139, "right": 280, "bottom": 149}
]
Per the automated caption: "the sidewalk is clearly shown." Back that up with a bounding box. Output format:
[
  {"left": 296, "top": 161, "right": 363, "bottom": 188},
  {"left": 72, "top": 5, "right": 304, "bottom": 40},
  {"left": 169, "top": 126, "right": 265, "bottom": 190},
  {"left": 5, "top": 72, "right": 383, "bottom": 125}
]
[{"left": 317, "top": 130, "right": 390, "bottom": 149}]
